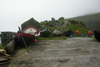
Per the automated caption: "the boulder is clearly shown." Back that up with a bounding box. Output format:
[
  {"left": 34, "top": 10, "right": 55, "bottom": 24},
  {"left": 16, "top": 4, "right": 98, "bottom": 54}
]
[
  {"left": 61, "top": 21, "right": 70, "bottom": 28},
  {"left": 58, "top": 17, "right": 64, "bottom": 20},
  {"left": 5, "top": 40, "right": 15, "bottom": 53},
  {"left": 53, "top": 29, "right": 64, "bottom": 36}
]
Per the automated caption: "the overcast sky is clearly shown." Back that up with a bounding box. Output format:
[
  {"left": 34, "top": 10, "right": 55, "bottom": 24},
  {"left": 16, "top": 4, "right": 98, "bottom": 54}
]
[{"left": 0, "top": 0, "right": 100, "bottom": 32}]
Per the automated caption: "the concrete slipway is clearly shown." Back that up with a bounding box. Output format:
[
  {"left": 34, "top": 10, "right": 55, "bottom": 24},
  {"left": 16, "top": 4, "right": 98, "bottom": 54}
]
[{"left": 2, "top": 37, "right": 100, "bottom": 67}]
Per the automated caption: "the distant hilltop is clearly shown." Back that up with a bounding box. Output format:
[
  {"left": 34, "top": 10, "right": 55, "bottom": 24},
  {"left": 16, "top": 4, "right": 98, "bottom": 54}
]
[{"left": 66, "top": 12, "right": 100, "bottom": 31}]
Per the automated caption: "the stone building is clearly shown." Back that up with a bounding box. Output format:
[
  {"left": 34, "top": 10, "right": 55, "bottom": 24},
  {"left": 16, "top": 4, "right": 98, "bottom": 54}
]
[{"left": 0, "top": 32, "right": 16, "bottom": 46}]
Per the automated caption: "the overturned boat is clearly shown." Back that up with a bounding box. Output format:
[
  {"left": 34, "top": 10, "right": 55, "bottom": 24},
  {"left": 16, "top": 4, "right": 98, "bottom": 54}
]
[
  {"left": 14, "top": 26, "right": 39, "bottom": 47},
  {"left": 94, "top": 30, "right": 100, "bottom": 42}
]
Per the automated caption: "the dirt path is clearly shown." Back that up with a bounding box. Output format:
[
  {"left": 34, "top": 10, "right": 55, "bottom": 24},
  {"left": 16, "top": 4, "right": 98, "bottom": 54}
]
[{"left": 4, "top": 37, "right": 100, "bottom": 67}]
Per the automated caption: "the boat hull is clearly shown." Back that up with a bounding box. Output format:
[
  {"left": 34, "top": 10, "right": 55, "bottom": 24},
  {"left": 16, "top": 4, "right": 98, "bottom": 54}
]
[
  {"left": 14, "top": 33, "right": 36, "bottom": 47},
  {"left": 94, "top": 30, "right": 100, "bottom": 42},
  {"left": 40, "top": 31, "right": 51, "bottom": 37}
]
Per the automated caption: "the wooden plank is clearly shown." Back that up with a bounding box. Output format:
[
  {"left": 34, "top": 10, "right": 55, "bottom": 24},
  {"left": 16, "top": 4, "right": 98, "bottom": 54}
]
[
  {"left": 0, "top": 49, "right": 5, "bottom": 52},
  {"left": 0, "top": 58, "right": 10, "bottom": 65},
  {"left": 0, "top": 58, "right": 8, "bottom": 62},
  {"left": 0, "top": 61, "right": 10, "bottom": 65},
  {"left": 0, "top": 49, "right": 6, "bottom": 55}
]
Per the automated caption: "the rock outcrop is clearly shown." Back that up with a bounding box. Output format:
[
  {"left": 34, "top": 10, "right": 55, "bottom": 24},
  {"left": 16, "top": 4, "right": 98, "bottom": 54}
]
[
  {"left": 61, "top": 21, "right": 70, "bottom": 28},
  {"left": 64, "top": 30, "right": 74, "bottom": 36},
  {"left": 5, "top": 40, "right": 15, "bottom": 53},
  {"left": 53, "top": 29, "right": 64, "bottom": 36}
]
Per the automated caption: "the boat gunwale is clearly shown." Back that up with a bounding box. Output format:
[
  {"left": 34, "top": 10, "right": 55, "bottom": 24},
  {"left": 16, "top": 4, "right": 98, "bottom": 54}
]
[{"left": 14, "top": 33, "right": 35, "bottom": 38}]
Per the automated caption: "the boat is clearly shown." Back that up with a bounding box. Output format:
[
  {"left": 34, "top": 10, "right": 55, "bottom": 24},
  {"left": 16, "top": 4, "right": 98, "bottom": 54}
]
[
  {"left": 40, "top": 28, "right": 51, "bottom": 37},
  {"left": 94, "top": 30, "right": 100, "bottom": 42},
  {"left": 14, "top": 25, "right": 39, "bottom": 47}
]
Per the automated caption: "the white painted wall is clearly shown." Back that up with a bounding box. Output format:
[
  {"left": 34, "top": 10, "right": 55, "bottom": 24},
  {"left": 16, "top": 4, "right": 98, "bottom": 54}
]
[{"left": 23, "top": 28, "right": 37, "bottom": 35}]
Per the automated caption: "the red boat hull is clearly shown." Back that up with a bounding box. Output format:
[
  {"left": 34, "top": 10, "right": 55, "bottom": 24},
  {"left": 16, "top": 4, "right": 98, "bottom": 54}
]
[{"left": 14, "top": 33, "right": 36, "bottom": 47}]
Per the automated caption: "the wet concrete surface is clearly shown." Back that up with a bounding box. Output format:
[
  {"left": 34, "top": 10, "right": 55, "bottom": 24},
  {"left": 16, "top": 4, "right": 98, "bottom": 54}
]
[{"left": 2, "top": 37, "right": 100, "bottom": 67}]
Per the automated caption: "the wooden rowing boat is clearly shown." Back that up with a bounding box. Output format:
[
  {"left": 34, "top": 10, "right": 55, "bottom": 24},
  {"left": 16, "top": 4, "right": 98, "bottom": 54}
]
[{"left": 14, "top": 26, "right": 39, "bottom": 47}]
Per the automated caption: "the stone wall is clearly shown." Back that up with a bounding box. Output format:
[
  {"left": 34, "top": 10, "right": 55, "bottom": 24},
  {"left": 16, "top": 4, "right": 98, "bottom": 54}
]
[{"left": 0, "top": 32, "right": 16, "bottom": 46}]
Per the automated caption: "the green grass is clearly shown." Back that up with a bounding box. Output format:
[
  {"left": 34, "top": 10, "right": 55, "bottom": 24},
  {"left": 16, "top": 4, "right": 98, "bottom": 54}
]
[
  {"left": 0, "top": 45, "right": 5, "bottom": 49},
  {"left": 48, "top": 27, "right": 56, "bottom": 31},
  {"left": 37, "top": 36, "right": 68, "bottom": 40},
  {"left": 57, "top": 27, "right": 66, "bottom": 31},
  {"left": 67, "top": 24, "right": 89, "bottom": 34},
  {"left": 58, "top": 20, "right": 64, "bottom": 23}
]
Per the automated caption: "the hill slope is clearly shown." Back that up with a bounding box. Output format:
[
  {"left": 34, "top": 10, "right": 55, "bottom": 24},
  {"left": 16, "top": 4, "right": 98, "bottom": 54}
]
[{"left": 67, "top": 12, "right": 100, "bottom": 31}]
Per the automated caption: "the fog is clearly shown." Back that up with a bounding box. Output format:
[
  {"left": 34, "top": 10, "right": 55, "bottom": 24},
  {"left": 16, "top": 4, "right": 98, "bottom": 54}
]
[{"left": 0, "top": 0, "right": 100, "bottom": 32}]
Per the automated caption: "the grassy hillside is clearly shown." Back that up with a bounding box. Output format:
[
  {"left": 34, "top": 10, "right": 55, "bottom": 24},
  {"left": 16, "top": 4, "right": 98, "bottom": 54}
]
[
  {"left": 41, "top": 19, "right": 89, "bottom": 34},
  {"left": 66, "top": 12, "right": 100, "bottom": 31},
  {"left": 67, "top": 24, "right": 88, "bottom": 34}
]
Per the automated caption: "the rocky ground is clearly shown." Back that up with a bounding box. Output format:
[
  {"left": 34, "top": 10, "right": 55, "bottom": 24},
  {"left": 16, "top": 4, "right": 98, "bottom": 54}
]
[{"left": 1, "top": 37, "right": 100, "bottom": 67}]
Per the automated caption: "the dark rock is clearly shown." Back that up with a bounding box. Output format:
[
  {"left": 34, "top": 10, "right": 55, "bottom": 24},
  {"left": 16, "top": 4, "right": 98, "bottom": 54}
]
[
  {"left": 64, "top": 30, "right": 74, "bottom": 36},
  {"left": 94, "top": 30, "right": 100, "bottom": 42},
  {"left": 51, "top": 17, "right": 56, "bottom": 22},
  {"left": 61, "top": 21, "right": 70, "bottom": 28},
  {"left": 58, "top": 17, "right": 64, "bottom": 20}
]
